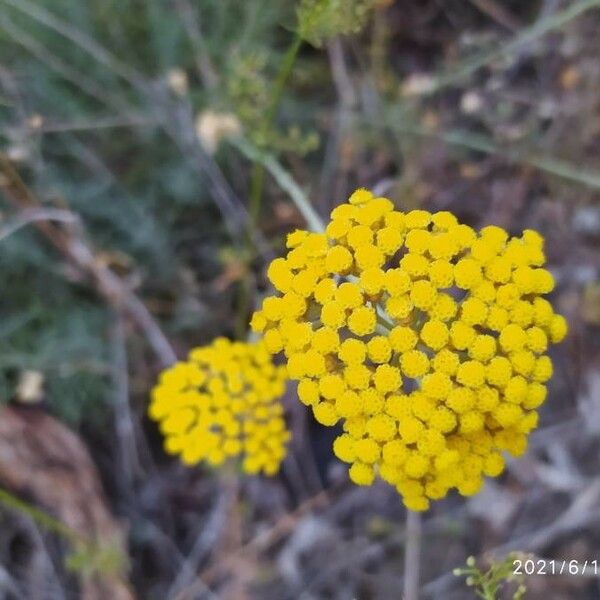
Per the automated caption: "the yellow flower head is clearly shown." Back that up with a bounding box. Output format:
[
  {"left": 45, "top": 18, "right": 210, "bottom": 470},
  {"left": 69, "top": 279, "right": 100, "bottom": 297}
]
[
  {"left": 252, "top": 189, "right": 567, "bottom": 510},
  {"left": 149, "top": 338, "right": 289, "bottom": 476}
]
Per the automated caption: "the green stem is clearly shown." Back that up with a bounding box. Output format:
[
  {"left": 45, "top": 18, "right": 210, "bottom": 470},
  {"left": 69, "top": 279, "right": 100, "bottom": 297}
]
[
  {"left": 248, "top": 33, "right": 303, "bottom": 224},
  {"left": 233, "top": 137, "right": 324, "bottom": 232},
  {"left": 235, "top": 272, "right": 252, "bottom": 341},
  {"left": 240, "top": 33, "right": 303, "bottom": 341},
  {"left": 383, "top": 119, "right": 600, "bottom": 190},
  {"left": 0, "top": 487, "right": 82, "bottom": 545}
]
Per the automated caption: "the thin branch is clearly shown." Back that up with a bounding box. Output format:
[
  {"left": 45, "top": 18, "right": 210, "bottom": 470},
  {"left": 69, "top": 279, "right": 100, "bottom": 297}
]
[
  {"left": 0, "top": 563, "right": 24, "bottom": 599},
  {"left": 0, "top": 155, "right": 177, "bottom": 368},
  {"left": 491, "top": 479, "right": 600, "bottom": 557},
  {"left": 36, "top": 114, "right": 155, "bottom": 134},
  {"left": 0, "top": 14, "right": 128, "bottom": 112},
  {"left": 327, "top": 38, "right": 356, "bottom": 109},
  {"left": 152, "top": 89, "right": 275, "bottom": 260},
  {"left": 0, "top": 208, "right": 78, "bottom": 242},
  {"left": 167, "top": 484, "right": 232, "bottom": 600},
  {"left": 248, "top": 32, "right": 303, "bottom": 222},
  {"left": 320, "top": 38, "right": 356, "bottom": 206},
  {"left": 18, "top": 517, "right": 67, "bottom": 600},
  {"left": 62, "top": 228, "right": 179, "bottom": 368},
  {"left": 468, "top": 0, "right": 522, "bottom": 31},
  {"left": 110, "top": 315, "right": 143, "bottom": 493},
  {"left": 173, "top": 0, "right": 218, "bottom": 89},
  {"left": 198, "top": 484, "right": 337, "bottom": 588}
]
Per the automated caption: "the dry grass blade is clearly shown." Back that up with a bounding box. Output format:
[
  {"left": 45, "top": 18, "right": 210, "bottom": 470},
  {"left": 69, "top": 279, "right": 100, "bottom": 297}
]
[
  {"left": 0, "top": 0, "right": 141, "bottom": 85},
  {"left": 0, "top": 155, "right": 178, "bottom": 368},
  {"left": 424, "top": 0, "right": 600, "bottom": 96},
  {"left": 232, "top": 137, "right": 325, "bottom": 233},
  {"left": 0, "top": 208, "right": 78, "bottom": 242},
  {"left": 385, "top": 120, "right": 600, "bottom": 190},
  {"left": 468, "top": 0, "right": 522, "bottom": 31}
]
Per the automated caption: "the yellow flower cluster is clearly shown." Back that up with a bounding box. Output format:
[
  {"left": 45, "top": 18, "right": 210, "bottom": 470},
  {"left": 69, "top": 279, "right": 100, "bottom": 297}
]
[
  {"left": 149, "top": 338, "right": 289, "bottom": 475},
  {"left": 251, "top": 188, "right": 567, "bottom": 511}
]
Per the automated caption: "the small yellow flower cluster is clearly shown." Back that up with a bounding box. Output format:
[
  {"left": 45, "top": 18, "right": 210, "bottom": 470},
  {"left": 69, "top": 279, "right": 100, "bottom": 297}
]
[
  {"left": 149, "top": 338, "right": 289, "bottom": 475},
  {"left": 251, "top": 188, "right": 568, "bottom": 510}
]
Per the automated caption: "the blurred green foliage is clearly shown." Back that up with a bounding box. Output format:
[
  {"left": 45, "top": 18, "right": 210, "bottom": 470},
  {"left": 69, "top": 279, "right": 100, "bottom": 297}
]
[
  {"left": 453, "top": 553, "right": 527, "bottom": 600},
  {"left": 0, "top": 0, "right": 383, "bottom": 424},
  {"left": 297, "top": 0, "right": 378, "bottom": 47},
  {"left": 0, "top": 0, "right": 320, "bottom": 424},
  {"left": 226, "top": 50, "right": 319, "bottom": 154}
]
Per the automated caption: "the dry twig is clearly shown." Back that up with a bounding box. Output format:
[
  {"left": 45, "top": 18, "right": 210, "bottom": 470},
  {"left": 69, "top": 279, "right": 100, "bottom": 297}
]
[
  {"left": 187, "top": 484, "right": 337, "bottom": 595},
  {"left": 0, "top": 154, "right": 177, "bottom": 368},
  {"left": 468, "top": 0, "right": 522, "bottom": 31}
]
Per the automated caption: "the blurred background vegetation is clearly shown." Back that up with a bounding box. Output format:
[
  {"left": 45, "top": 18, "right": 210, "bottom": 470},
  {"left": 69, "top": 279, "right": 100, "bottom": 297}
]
[{"left": 0, "top": 0, "right": 599, "bottom": 598}]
